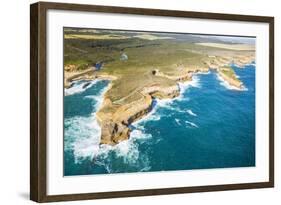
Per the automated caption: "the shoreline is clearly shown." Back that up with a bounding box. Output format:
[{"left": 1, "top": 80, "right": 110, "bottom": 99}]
[
  {"left": 64, "top": 66, "right": 255, "bottom": 175},
  {"left": 64, "top": 59, "right": 252, "bottom": 146},
  {"left": 98, "top": 71, "right": 203, "bottom": 145}
]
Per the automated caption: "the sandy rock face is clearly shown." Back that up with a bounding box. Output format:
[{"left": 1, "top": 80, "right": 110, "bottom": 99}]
[
  {"left": 142, "top": 85, "right": 180, "bottom": 99},
  {"left": 97, "top": 84, "right": 180, "bottom": 145},
  {"left": 99, "top": 121, "right": 130, "bottom": 145}
]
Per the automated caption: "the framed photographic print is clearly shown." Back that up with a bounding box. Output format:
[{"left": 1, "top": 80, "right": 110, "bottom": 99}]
[{"left": 30, "top": 1, "right": 274, "bottom": 202}]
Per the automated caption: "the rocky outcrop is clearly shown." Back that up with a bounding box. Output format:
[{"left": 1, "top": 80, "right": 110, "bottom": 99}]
[
  {"left": 141, "top": 84, "right": 180, "bottom": 98},
  {"left": 64, "top": 68, "right": 117, "bottom": 88},
  {"left": 95, "top": 59, "right": 252, "bottom": 145},
  {"left": 65, "top": 53, "right": 254, "bottom": 145},
  {"left": 96, "top": 83, "right": 180, "bottom": 145},
  {"left": 99, "top": 121, "right": 131, "bottom": 145},
  {"left": 218, "top": 70, "right": 243, "bottom": 89}
]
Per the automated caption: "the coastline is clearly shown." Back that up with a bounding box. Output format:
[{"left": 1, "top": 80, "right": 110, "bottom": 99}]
[
  {"left": 64, "top": 57, "right": 253, "bottom": 146},
  {"left": 63, "top": 28, "right": 257, "bottom": 175},
  {"left": 64, "top": 63, "right": 256, "bottom": 175}
]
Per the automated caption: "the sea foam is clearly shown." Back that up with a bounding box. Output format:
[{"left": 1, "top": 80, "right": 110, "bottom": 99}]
[
  {"left": 178, "top": 75, "right": 201, "bottom": 91},
  {"left": 185, "top": 120, "right": 199, "bottom": 128},
  {"left": 64, "top": 114, "right": 102, "bottom": 162},
  {"left": 65, "top": 79, "right": 152, "bottom": 172},
  {"left": 65, "top": 75, "right": 202, "bottom": 172},
  {"left": 64, "top": 80, "right": 108, "bottom": 163},
  {"left": 133, "top": 75, "right": 200, "bottom": 129},
  {"left": 97, "top": 127, "right": 152, "bottom": 171},
  {"left": 175, "top": 119, "right": 182, "bottom": 126},
  {"left": 186, "top": 109, "right": 197, "bottom": 116},
  {"left": 65, "top": 80, "right": 101, "bottom": 96}
]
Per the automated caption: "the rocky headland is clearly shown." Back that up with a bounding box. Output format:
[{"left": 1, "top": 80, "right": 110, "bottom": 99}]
[
  {"left": 63, "top": 28, "right": 255, "bottom": 146},
  {"left": 64, "top": 54, "right": 254, "bottom": 145}
]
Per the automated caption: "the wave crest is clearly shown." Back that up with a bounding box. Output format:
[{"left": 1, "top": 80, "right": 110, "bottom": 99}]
[
  {"left": 65, "top": 79, "right": 152, "bottom": 171},
  {"left": 65, "top": 80, "right": 101, "bottom": 96},
  {"left": 186, "top": 109, "right": 197, "bottom": 116},
  {"left": 185, "top": 120, "right": 199, "bottom": 128}
]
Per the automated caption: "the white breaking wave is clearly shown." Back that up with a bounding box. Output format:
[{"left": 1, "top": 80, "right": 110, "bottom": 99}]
[
  {"left": 185, "top": 120, "right": 199, "bottom": 128},
  {"left": 196, "top": 71, "right": 210, "bottom": 75},
  {"left": 134, "top": 75, "right": 201, "bottom": 126},
  {"left": 64, "top": 114, "right": 102, "bottom": 163},
  {"left": 64, "top": 80, "right": 101, "bottom": 96},
  {"left": 65, "top": 75, "right": 203, "bottom": 172},
  {"left": 65, "top": 78, "right": 152, "bottom": 172},
  {"left": 65, "top": 118, "right": 151, "bottom": 171},
  {"left": 132, "top": 76, "right": 201, "bottom": 128},
  {"left": 156, "top": 98, "right": 174, "bottom": 108},
  {"left": 178, "top": 75, "right": 201, "bottom": 92},
  {"left": 130, "top": 129, "right": 152, "bottom": 140},
  {"left": 216, "top": 74, "right": 248, "bottom": 91},
  {"left": 96, "top": 128, "right": 152, "bottom": 171},
  {"left": 175, "top": 119, "right": 182, "bottom": 126},
  {"left": 247, "top": 63, "right": 256, "bottom": 66},
  {"left": 99, "top": 140, "right": 140, "bottom": 164},
  {"left": 65, "top": 79, "right": 152, "bottom": 171},
  {"left": 132, "top": 97, "right": 179, "bottom": 126},
  {"left": 190, "top": 75, "right": 201, "bottom": 88},
  {"left": 140, "top": 166, "right": 152, "bottom": 172},
  {"left": 84, "top": 95, "right": 99, "bottom": 100},
  {"left": 186, "top": 109, "right": 197, "bottom": 116},
  {"left": 64, "top": 81, "right": 109, "bottom": 163},
  {"left": 177, "top": 75, "right": 201, "bottom": 100}
]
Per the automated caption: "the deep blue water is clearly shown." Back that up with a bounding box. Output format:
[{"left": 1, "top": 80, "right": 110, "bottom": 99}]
[{"left": 64, "top": 64, "right": 255, "bottom": 176}]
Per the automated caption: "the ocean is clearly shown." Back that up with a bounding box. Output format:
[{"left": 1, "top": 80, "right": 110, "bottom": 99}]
[{"left": 64, "top": 64, "right": 255, "bottom": 176}]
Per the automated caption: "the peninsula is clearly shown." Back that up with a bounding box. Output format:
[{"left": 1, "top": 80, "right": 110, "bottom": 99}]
[{"left": 64, "top": 28, "right": 255, "bottom": 145}]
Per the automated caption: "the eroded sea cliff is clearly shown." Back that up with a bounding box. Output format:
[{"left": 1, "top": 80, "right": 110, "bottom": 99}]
[{"left": 65, "top": 54, "right": 253, "bottom": 145}]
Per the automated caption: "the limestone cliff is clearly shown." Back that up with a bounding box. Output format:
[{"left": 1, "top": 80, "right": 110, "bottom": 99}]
[
  {"left": 64, "top": 55, "right": 254, "bottom": 145},
  {"left": 96, "top": 83, "right": 180, "bottom": 145}
]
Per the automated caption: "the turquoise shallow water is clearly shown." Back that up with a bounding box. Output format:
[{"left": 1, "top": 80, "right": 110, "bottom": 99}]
[{"left": 64, "top": 64, "right": 255, "bottom": 176}]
